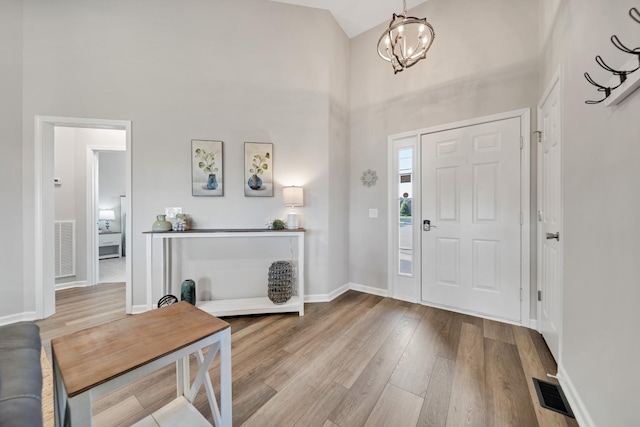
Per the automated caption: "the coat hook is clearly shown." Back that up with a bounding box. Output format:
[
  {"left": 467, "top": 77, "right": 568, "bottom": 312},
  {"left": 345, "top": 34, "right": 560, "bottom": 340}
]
[
  {"left": 611, "top": 35, "right": 640, "bottom": 55},
  {"left": 584, "top": 72, "right": 612, "bottom": 104},
  {"left": 630, "top": 7, "right": 640, "bottom": 24},
  {"left": 595, "top": 55, "right": 640, "bottom": 84}
]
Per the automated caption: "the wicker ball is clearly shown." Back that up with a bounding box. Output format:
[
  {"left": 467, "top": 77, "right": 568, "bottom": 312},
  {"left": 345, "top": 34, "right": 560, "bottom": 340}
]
[{"left": 268, "top": 261, "right": 293, "bottom": 304}]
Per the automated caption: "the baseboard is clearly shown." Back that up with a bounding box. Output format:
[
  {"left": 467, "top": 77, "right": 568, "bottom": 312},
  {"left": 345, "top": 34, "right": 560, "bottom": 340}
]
[
  {"left": 557, "top": 364, "right": 596, "bottom": 427},
  {"left": 305, "top": 283, "right": 350, "bottom": 303},
  {"left": 304, "top": 282, "right": 389, "bottom": 303},
  {"left": 0, "top": 311, "right": 38, "bottom": 326},
  {"left": 55, "top": 280, "right": 89, "bottom": 291},
  {"left": 529, "top": 318, "right": 537, "bottom": 330},
  {"left": 348, "top": 282, "right": 389, "bottom": 298},
  {"left": 131, "top": 304, "right": 149, "bottom": 314}
]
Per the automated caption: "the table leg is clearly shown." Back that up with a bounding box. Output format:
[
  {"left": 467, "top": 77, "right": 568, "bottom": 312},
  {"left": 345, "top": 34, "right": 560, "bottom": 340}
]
[
  {"left": 52, "top": 352, "right": 66, "bottom": 427},
  {"left": 145, "top": 234, "right": 153, "bottom": 309},
  {"left": 68, "top": 391, "right": 92, "bottom": 426},
  {"left": 176, "top": 355, "right": 190, "bottom": 398},
  {"left": 219, "top": 328, "right": 232, "bottom": 427}
]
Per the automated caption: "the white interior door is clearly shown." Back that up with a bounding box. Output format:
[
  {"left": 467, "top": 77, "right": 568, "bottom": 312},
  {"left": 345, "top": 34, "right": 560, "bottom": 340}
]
[
  {"left": 538, "top": 73, "right": 563, "bottom": 362},
  {"left": 421, "top": 117, "right": 522, "bottom": 322}
]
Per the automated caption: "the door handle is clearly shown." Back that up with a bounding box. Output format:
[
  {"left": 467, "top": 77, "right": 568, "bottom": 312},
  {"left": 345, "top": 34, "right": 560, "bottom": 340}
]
[
  {"left": 423, "top": 220, "right": 437, "bottom": 232},
  {"left": 546, "top": 232, "right": 559, "bottom": 241}
]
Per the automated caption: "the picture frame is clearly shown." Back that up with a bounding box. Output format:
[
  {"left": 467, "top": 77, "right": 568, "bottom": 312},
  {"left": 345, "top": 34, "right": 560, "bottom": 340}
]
[
  {"left": 192, "top": 140, "right": 224, "bottom": 196},
  {"left": 244, "top": 142, "right": 273, "bottom": 197}
]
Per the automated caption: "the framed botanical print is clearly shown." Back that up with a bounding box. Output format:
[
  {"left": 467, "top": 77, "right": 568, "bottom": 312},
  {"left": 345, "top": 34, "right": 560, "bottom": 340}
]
[
  {"left": 244, "top": 142, "right": 273, "bottom": 197},
  {"left": 192, "top": 140, "right": 223, "bottom": 196}
]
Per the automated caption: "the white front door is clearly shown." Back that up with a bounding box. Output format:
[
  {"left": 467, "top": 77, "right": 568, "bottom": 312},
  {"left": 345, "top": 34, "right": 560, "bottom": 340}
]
[
  {"left": 538, "top": 72, "right": 563, "bottom": 362},
  {"left": 421, "top": 117, "right": 522, "bottom": 322}
]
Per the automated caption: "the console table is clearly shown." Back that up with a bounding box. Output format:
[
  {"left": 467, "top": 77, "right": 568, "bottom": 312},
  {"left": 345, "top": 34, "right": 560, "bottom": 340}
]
[
  {"left": 144, "top": 229, "right": 305, "bottom": 316},
  {"left": 52, "top": 302, "right": 231, "bottom": 427}
]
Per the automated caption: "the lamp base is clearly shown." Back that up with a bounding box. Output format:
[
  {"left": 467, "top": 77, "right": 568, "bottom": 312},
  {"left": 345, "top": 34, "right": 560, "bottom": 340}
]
[{"left": 287, "top": 212, "right": 298, "bottom": 230}]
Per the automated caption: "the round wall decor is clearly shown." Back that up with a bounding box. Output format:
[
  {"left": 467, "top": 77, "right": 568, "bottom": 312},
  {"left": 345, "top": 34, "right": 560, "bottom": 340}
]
[{"left": 361, "top": 169, "right": 378, "bottom": 187}]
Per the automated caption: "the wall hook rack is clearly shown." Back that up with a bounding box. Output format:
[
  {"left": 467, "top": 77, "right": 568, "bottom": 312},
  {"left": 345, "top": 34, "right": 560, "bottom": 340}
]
[{"left": 585, "top": 7, "right": 640, "bottom": 106}]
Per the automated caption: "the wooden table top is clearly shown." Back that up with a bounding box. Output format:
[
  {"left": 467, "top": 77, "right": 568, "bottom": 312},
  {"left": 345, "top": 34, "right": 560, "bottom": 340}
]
[{"left": 52, "top": 302, "right": 230, "bottom": 397}]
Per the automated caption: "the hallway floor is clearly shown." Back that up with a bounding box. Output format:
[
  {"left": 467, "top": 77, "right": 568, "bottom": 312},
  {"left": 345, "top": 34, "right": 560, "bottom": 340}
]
[{"left": 99, "top": 257, "right": 125, "bottom": 283}]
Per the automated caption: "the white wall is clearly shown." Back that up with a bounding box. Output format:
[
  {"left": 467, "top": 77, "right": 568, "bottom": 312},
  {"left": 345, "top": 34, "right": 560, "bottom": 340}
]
[
  {"left": 541, "top": 1, "right": 640, "bottom": 425},
  {"left": 21, "top": 0, "right": 350, "bottom": 309},
  {"left": 0, "top": 0, "right": 24, "bottom": 320},
  {"left": 54, "top": 129, "right": 76, "bottom": 221},
  {"left": 349, "top": 0, "right": 539, "bottom": 296}
]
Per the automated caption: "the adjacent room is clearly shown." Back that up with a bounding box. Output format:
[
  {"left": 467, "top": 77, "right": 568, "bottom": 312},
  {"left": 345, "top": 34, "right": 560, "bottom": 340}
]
[{"left": 1, "top": 0, "right": 638, "bottom": 426}]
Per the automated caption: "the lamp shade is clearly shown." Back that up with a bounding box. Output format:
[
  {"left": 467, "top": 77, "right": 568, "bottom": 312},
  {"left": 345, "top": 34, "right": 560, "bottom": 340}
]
[
  {"left": 283, "top": 186, "right": 304, "bottom": 207},
  {"left": 98, "top": 209, "right": 116, "bottom": 221}
]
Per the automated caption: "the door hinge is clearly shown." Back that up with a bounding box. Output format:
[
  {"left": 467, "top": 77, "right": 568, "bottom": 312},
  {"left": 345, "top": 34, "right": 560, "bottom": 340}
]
[
  {"left": 520, "top": 289, "right": 524, "bottom": 301},
  {"left": 520, "top": 136, "right": 524, "bottom": 149},
  {"left": 520, "top": 212, "right": 523, "bottom": 225},
  {"left": 538, "top": 290, "right": 542, "bottom": 301}
]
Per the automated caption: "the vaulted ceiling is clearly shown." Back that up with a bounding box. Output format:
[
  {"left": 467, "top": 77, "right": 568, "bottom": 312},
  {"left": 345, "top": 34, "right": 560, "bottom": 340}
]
[{"left": 269, "top": 0, "right": 429, "bottom": 38}]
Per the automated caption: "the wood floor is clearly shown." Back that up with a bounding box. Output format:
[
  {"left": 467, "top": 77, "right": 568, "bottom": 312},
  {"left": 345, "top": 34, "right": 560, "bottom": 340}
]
[{"left": 37, "top": 283, "right": 579, "bottom": 427}]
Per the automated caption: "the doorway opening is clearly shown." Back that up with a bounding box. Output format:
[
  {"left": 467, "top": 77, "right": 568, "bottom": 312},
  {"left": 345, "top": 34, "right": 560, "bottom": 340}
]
[{"left": 35, "top": 116, "right": 132, "bottom": 319}]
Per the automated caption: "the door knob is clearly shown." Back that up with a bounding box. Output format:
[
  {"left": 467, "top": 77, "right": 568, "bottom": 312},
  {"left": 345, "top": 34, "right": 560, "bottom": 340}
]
[
  {"left": 546, "top": 232, "right": 559, "bottom": 241},
  {"left": 423, "top": 220, "right": 437, "bottom": 232}
]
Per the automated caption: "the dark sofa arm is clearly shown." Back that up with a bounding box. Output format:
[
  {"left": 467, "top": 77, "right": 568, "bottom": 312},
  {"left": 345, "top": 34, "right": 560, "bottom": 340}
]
[{"left": 0, "top": 322, "right": 43, "bottom": 427}]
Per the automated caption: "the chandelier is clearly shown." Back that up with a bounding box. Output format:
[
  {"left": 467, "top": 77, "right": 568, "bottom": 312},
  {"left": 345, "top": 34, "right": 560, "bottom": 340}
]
[{"left": 377, "top": 0, "right": 435, "bottom": 74}]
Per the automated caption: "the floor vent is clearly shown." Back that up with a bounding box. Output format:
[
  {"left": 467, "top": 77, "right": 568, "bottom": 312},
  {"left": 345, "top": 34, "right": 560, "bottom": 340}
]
[{"left": 532, "top": 378, "right": 575, "bottom": 418}]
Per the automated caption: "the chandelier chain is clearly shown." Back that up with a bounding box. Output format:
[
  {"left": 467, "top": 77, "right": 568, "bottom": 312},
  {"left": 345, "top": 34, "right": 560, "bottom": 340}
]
[{"left": 403, "top": 0, "right": 407, "bottom": 15}]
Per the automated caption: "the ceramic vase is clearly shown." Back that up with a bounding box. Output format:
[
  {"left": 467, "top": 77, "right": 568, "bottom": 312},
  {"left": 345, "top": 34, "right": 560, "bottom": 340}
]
[
  {"left": 206, "top": 173, "right": 218, "bottom": 190},
  {"left": 180, "top": 279, "right": 196, "bottom": 305},
  {"left": 247, "top": 174, "right": 262, "bottom": 190},
  {"left": 152, "top": 214, "right": 172, "bottom": 232}
]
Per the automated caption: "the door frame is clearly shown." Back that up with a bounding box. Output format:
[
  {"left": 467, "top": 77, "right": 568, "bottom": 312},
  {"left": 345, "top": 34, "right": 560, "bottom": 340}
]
[
  {"left": 34, "top": 116, "right": 132, "bottom": 318},
  {"left": 536, "top": 66, "right": 564, "bottom": 360},
  {"left": 388, "top": 108, "right": 531, "bottom": 326}
]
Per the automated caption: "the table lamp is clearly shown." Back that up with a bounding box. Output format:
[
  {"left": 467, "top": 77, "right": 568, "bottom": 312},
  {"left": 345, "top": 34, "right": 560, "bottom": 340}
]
[
  {"left": 283, "top": 186, "right": 304, "bottom": 229},
  {"left": 99, "top": 209, "right": 116, "bottom": 231}
]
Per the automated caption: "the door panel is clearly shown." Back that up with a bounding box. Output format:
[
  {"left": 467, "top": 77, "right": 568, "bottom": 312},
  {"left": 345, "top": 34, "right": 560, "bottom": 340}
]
[
  {"left": 539, "top": 76, "right": 563, "bottom": 361},
  {"left": 421, "top": 118, "right": 522, "bottom": 322}
]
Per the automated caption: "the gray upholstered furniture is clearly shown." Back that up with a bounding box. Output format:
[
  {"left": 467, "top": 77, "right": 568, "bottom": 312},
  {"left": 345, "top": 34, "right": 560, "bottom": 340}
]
[{"left": 0, "top": 322, "right": 43, "bottom": 427}]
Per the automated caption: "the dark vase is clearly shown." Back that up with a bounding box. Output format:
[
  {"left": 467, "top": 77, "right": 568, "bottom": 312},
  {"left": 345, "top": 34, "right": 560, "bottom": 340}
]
[
  {"left": 206, "top": 174, "right": 218, "bottom": 190},
  {"left": 180, "top": 279, "right": 196, "bottom": 305},
  {"left": 247, "top": 174, "right": 262, "bottom": 190}
]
